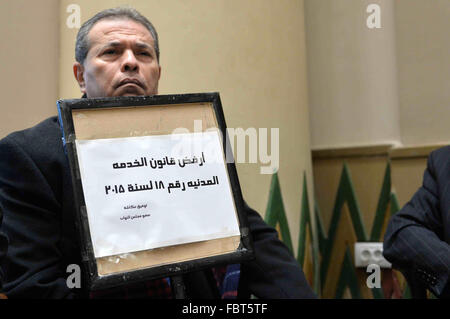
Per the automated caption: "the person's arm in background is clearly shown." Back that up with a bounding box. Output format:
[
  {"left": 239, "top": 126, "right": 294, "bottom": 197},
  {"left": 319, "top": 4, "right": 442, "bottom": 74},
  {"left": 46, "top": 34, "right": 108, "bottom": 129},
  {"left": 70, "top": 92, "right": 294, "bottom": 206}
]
[
  {"left": 0, "top": 128, "right": 77, "bottom": 298},
  {"left": 383, "top": 148, "right": 450, "bottom": 298},
  {"left": 239, "top": 202, "right": 316, "bottom": 299},
  {"left": 0, "top": 206, "right": 8, "bottom": 298}
]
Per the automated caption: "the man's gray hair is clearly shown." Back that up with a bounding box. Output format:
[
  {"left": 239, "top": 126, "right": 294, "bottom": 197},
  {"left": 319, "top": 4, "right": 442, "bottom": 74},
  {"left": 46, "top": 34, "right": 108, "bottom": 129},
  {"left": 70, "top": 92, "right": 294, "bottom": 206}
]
[{"left": 75, "top": 7, "right": 160, "bottom": 65}]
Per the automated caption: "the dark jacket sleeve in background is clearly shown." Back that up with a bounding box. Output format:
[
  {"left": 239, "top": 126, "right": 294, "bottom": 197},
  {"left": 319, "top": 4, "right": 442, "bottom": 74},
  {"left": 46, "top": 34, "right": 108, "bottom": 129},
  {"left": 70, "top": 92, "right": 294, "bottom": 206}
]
[
  {"left": 383, "top": 147, "right": 450, "bottom": 298},
  {"left": 0, "top": 206, "right": 8, "bottom": 293},
  {"left": 240, "top": 202, "right": 316, "bottom": 298}
]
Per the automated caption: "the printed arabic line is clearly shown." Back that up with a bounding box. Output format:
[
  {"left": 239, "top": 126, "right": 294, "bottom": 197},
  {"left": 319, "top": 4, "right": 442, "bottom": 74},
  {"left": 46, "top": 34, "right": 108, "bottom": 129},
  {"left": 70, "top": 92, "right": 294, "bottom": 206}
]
[
  {"left": 167, "top": 176, "right": 219, "bottom": 193},
  {"left": 113, "top": 153, "right": 207, "bottom": 170}
]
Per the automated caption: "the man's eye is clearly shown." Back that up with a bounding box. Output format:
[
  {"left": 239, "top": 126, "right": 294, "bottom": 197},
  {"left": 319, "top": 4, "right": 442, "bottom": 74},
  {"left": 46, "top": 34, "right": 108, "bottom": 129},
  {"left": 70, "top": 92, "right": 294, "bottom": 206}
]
[
  {"left": 103, "top": 49, "right": 116, "bottom": 55},
  {"left": 139, "top": 52, "right": 151, "bottom": 56}
]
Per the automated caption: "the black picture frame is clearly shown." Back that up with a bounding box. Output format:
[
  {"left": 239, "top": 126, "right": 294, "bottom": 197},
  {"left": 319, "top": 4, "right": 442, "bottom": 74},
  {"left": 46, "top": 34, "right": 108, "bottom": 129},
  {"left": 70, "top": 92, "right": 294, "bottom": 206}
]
[{"left": 57, "top": 92, "right": 254, "bottom": 292}]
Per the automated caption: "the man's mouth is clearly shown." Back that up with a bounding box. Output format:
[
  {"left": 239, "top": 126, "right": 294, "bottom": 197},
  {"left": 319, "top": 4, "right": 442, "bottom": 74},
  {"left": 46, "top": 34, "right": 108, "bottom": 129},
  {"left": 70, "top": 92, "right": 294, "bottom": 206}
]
[{"left": 116, "top": 78, "right": 144, "bottom": 89}]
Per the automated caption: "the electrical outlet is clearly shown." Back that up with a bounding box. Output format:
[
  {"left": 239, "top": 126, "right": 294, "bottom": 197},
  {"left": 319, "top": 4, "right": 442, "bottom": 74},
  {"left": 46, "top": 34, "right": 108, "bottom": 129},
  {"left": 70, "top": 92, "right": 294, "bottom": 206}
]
[{"left": 354, "top": 242, "right": 391, "bottom": 268}]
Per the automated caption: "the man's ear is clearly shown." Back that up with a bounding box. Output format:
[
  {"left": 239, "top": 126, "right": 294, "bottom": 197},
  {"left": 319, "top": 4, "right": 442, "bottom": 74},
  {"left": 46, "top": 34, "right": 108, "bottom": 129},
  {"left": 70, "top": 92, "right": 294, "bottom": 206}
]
[{"left": 73, "top": 62, "right": 86, "bottom": 94}]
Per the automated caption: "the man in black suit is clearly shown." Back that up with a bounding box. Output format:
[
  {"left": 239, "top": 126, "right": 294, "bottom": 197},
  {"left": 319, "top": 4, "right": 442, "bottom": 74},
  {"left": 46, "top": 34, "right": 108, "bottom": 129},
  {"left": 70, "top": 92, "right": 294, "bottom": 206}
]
[
  {"left": 0, "top": 7, "right": 315, "bottom": 299},
  {"left": 383, "top": 147, "right": 450, "bottom": 298}
]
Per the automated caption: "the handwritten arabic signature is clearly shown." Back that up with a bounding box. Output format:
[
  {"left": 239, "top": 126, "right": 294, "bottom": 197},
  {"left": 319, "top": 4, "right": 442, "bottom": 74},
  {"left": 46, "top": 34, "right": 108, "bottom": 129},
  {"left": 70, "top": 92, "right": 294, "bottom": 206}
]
[
  {"left": 119, "top": 213, "right": 151, "bottom": 221},
  {"left": 123, "top": 204, "right": 148, "bottom": 210}
]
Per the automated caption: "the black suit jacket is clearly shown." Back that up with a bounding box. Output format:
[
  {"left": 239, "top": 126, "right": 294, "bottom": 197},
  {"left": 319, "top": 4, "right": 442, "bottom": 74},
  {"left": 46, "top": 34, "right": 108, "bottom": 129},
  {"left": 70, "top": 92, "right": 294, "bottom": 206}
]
[
  {"left": 383, "top": 146, "right": 450, "bottom": 298},
  {"left": 0, "top": 206, "right": 7, "bottom": 293},
  {"left": 0, "top": 116, "right": 315, "bottom": 299}
]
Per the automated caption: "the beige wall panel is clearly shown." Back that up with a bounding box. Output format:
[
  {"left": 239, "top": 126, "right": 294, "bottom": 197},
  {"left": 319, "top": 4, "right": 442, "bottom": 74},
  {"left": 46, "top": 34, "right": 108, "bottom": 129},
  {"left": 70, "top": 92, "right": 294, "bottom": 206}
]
[
  {"left": 306, "top": 0, "right": 450, "bottom": 149},
  {"left": 0, "top": 0, "right": 59, "bottom": 138},
  {"left": 305, "top": 0, "right": 400, "bottom": 149},
  {"left": 59, "top": 0, "right": 315, "bottom": 253},
  {"left": 395, "top": 0, "right": 450, "bottom": 146}
]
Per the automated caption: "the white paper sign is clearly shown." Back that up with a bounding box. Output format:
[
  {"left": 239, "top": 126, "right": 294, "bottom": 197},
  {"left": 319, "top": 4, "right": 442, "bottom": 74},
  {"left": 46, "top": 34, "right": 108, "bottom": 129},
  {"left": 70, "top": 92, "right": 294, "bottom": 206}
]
[{"left": 75, "top": 131, "right": 240, "bottom": 258}]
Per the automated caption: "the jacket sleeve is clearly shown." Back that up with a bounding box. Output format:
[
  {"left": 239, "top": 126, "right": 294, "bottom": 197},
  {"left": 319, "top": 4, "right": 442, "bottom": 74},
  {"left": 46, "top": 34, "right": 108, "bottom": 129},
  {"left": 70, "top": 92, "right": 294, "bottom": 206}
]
[
  {"left": 239, "top": 202, "right": 316, "bottom": 299},
  {"left": 0, "top": 205, "right": 8, "bottom": 294},
  {"left": 383, "top": 150, "right": 450, "bottom": 298},
  {"left": 0, "top": 135, "right": 76, "bottom": 298}
]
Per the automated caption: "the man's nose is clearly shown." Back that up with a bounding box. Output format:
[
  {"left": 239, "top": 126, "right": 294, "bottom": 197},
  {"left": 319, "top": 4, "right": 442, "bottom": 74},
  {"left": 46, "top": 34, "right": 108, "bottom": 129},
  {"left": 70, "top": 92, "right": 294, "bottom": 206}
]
[{"left": 121, "top": 50, "right": 139, "bottom": 72}]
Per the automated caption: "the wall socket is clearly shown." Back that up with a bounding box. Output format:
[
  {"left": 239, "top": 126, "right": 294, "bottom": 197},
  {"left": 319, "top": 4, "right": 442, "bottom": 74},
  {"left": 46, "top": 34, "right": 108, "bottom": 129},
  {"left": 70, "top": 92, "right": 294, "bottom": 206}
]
[{"left": 354, "top": 242, "right": 391, "bottom": 268}]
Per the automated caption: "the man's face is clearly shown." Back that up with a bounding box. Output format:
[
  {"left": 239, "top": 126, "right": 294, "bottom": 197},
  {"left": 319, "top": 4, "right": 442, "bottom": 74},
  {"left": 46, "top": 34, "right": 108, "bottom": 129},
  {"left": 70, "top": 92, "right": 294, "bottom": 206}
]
[{"left": 73, "top": 18, "right": 161, "bottom": 98}]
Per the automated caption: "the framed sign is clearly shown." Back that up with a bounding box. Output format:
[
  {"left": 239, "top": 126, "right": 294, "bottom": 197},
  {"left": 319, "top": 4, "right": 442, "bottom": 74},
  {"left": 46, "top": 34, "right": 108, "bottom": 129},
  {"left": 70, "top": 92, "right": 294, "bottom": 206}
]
[{"left": 57, "top": 93, "right": 254, "bottom": 291}]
